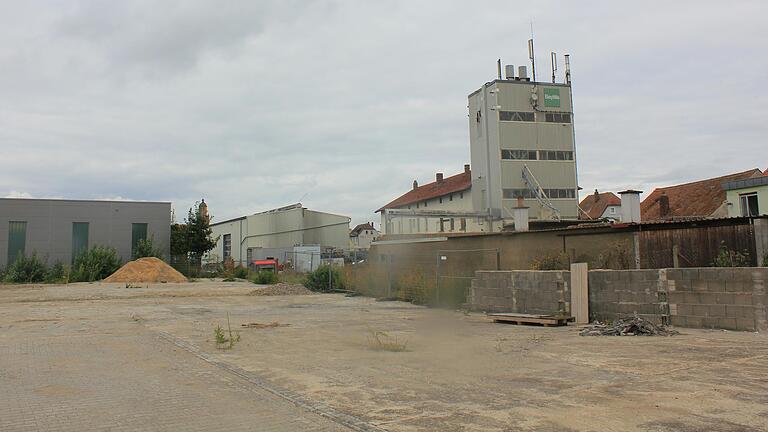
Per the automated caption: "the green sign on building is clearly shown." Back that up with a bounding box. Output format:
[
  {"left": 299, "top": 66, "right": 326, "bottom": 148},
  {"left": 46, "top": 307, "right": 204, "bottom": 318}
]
[{"left": 544, "top": 88, "right": 561, "bottom": 107}]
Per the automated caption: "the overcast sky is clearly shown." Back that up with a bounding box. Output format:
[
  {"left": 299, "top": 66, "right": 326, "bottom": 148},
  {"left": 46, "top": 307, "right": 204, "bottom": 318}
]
[{"left": 1, "top": 1, "right": 766, "bottom": 227}]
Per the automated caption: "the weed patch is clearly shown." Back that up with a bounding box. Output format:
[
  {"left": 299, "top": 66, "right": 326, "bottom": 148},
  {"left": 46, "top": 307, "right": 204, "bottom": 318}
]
[
  {"left": 367, "top": 329, "right": 408, "bottom": 352},
  {"left": 214, "top": 313, "right": 241, "bottom": 350}
]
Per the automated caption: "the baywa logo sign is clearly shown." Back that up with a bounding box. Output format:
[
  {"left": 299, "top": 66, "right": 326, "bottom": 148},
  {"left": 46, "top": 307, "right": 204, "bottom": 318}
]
[{"left": 544, "top": 88, "right": 561, "bottom": 107}]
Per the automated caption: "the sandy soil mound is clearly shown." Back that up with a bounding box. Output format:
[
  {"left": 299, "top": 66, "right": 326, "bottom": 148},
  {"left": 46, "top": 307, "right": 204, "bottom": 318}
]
[{"left": 104, "top": 257, "right": 188, "bottom": 283}]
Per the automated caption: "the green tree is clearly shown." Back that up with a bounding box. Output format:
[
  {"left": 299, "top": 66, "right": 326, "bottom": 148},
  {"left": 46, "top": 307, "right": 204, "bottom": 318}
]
[
  {"left": 170, "top": 201, "right": 218, "bottom": 269},
  {"left": 132, "top": 235, "right": 163, "bottom": 260}
]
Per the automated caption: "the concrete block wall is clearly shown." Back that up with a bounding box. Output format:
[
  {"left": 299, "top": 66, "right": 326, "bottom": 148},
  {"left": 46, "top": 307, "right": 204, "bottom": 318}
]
[
  {"left": 588, "top": 269, "right": 668, "bottom": 325},
  {"left": 469, "top": 270, "right": 570, "bottom": 315},
  {"left": 666, "top": 268, "right": 767, "bottom": 332},
  {"left": 470, "top": 267, "right": 768, "bottom": 332}
]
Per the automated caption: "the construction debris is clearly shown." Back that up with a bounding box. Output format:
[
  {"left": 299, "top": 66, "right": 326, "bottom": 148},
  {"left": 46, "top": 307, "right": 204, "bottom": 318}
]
[
  {"left": 241, "top": 322, "right": 289, "bottom": 329},
  {"left": 248, "top": 283, "right": 312, "bottom": 296},
  {"left": 104, "top": 257, "right": 187, "bottom": 283},
  {"left": 579, "top": 315, "right": 679, "bottom": 336},
  {"left": 489, "top": 313, "right": 574, "bottom": 327}
]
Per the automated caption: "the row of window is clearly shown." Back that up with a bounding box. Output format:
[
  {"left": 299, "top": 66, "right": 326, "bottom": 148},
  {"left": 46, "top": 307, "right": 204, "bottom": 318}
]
[
  {"left": 6, "top": 221, "right": 150, "bottom": 266},
  {"left": 406, "top": 217, "right": 468, "bottom": 233},
  {"left": 501, "top": 149, "right": 574, "bottom": 161},
  {"left": 407, "top": 191, "right": 464, "bottom": 209},
  {"left": 499, "top": 111, "right": 572, "bottom": 123},
  {"left": 503, "top": 188, "right": 577, "bottom": 199}
]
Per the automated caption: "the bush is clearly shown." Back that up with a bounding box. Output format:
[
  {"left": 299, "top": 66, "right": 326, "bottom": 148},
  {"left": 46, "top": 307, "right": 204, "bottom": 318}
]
[
  {"left": 763, "top": 254, "right": 768, "bottom": 267},
  {"left": 250, "top": 271, "right": 278, "bottom": 285},
  {"left": 304, "top": 265, "right": 343, "bottom": 292},
  {"left": 712, "top": 242, "right": 751, "bottom": 267},
  {"left": 4, "top": 252, "right": 48, "bottom": 283},
  {"left": 45, "top": 262, "right": 68, "bottom": 284},
  {"left": 530, "top": 251, "right": 570, "bottom": 270},
  {"left": 132, "top": 236, "right": 163, "bottom": 260},
  {"left": 233, "top": 266, "right": 249, "bottom": 279},
  {"left": 71, "top": 246, "right": 122, "bottom": 282}
]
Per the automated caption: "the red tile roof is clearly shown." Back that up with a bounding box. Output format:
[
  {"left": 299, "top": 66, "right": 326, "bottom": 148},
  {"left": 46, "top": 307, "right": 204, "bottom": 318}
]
[
  {"left": 578, "top": 191, "right": 620, "bottom": 220},
  {"left": 377, "top": 168, "right": 471, "bottom": 212},
  {"left": 350, "top": 222, "right": 376, "bottom": 237},
  {"left": 641, "top": 169, "right": 763, "bottom": 220}
]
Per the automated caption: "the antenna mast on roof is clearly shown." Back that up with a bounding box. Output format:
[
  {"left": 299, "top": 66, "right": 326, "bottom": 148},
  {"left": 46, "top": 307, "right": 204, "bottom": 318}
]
[
  {"left": 550, "top": 52, "right": 557, "bottom": 83},
  {"left": 528, "top": 19, "right": 536, "bottom": 82}
]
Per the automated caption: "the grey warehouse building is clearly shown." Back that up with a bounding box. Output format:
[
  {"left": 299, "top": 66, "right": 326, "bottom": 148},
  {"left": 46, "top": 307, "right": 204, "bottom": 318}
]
[{"left": 0, "top": 198, "right": 171, "bottom": 267}]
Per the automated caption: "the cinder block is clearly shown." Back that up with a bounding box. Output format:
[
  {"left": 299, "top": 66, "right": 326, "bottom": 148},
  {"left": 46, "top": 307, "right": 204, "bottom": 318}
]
[
  {"left": 716, "top": 317, "right": 738, "bottom": 330},
  {"left": 685, "top": 316, "right": 704, "bottom": 328},
  {"left": 669, "top": 303, "right": 678, "bottom": 315},
  {"left": 679, "top": 269, "right": 699, "bottom": 280},
  {"left": 677, "top": 304, "right": 694, "bottom": 316},
  {"left": 698, "top": 293, "right": 717, "bottom": 304},
  {"left": 715, "top": 293, "right": 736, "bottom": 304},
  {"left": 734, "top": 294, "right": 754, "bottom": 306},
  {"left": 674, "top": 280, "right": 692, "bottom": 292},
  {"left": 706, "top": 280, "right": 727, "bottom": 293},
  {"left": 665, "top": 269, "right": 683, "bottom": 281},
  {"left": 692, "top": 280, "right": 708, "bottom": 292},
  {"left": 701, "top": 317, "right": 719, "bottom": 329},
  {"left": 708, "top": 305, "right": 727, "bottom": 317},
  {"left": 736, "top": 318, "right": 757, "bottom": 331},
  {"left": 725, "top": 281, "right": 748, "bottom": 293},
  {"left": 685, "top": 293, "right": 699, "bottom": 304},
  {"left": 693, "top": 305, "right": 709, "bottom": 317},
  {"left": 670, "top": 315, "right": 686, "bottom": 326},
  {"left": 668, "top": 292, "right": 686, "bottom": 304}
]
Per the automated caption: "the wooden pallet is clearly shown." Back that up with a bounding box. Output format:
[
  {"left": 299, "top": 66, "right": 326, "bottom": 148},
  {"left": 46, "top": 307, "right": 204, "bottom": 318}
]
[{"left": 488, "top": 313, "right": 574, "bottom": 327}]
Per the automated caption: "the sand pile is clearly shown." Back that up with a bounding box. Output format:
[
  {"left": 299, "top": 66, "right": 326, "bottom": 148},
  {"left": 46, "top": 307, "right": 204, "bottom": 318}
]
[{"left": 104, "top": 257, "right": 188, "bottom": 283}]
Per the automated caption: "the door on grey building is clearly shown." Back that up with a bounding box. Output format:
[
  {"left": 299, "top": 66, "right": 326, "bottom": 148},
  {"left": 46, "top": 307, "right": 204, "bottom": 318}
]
[
  {"left": 7, "top": 221, "right": 26, "bottom": 266},
  {"left": 72, "top": 222, "right": 89, "bottom": 263},
  {"left": 131, "top": 223, "right": 148, "bottom": 258}
]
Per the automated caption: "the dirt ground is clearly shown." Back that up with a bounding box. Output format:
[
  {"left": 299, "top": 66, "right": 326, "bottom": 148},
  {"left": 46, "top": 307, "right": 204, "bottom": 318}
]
[{"left": 1, "top": 280, "right": 767, "bottom": 431}]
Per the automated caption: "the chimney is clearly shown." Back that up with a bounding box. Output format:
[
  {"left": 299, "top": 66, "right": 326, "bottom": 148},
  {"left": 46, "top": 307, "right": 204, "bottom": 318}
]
[
  {"left": 618, "top": 190, "right": 643, "bottom": 223},
  {"left": 659, "top": 192, "right": 670, "bottom": 219},
  {"left": 436, "top": 172, "right": 444, "bottom": 183},
  {"left": 593, "top": 189, "right": 599, "bottom": 201},
  {"left": 199, "top": 199, "right": 209, "bottom": 223},
  {"left": 464, "top": 164, "right": 470, "bottom": 174},
  {"left": 413, "top": 180, "right": 418, "bottom": 190},
  {"left": 513, "top": 197, "right": 529, "bottom": 232}
]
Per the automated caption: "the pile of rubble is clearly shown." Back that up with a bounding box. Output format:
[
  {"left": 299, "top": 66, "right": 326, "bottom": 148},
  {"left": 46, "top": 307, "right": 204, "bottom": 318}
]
[
  {"left": 249, "top": 283, "right": 312, "bottom": 296},
  {"left": 579, "top": 315, "right": 679, "bottom": 336}
]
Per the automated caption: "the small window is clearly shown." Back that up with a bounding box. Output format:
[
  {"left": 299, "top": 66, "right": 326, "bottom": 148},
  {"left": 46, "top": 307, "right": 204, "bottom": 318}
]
[
  {"left": 223, "top": 234, "right": 232, "bottom": 260},
  {"left": 460, "top": 218, "right": 467, "bottom": 232},
  {"left": 449, "top": 194, "right": 453, "bottom": 201},
  {"left": 460, "top": 192, "right": 464, "bottom": 199},
  {"left": 439, "top": 197, "right": 443, "bottom": 204},
  {"left": 501, "top": 149, "right": 537, "bottom": 160},
  {"left": 499, "top": 111, "right": 535, "bottom": 122},
  {"left": 739, "top": 193, "right": 759, "bottom": 217},
  {"left": 543, "top": 112, "right": 572, "bottom": 123},
  {"left": 610, "top": 207, "right": 616, "bottom": 214}
]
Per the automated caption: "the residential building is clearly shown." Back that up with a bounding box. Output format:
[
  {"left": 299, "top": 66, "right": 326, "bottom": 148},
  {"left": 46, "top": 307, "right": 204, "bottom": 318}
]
[
  {"left": 349, "top": 222, "right": 380, "bottom": 250},
  {"left": 723, "top": 169, "right": 768, "bottom": 217},
  {"left": 209, "top": 203, "right": 350, "bottom": 267},
  {"left": 641, "top": 169, "right": 763, "bottom": 221},
  {"left": 468, "top": 63, "right": 579, "bottom": 227},
  {"left": 0, "top": 198, "right": 171, "bottom": 266},
  {"left": 377, "top": 165, "right": 488, "bottom": 234},
  {"left": 579, "top": 190, "right": 621, "bottom": 221}
]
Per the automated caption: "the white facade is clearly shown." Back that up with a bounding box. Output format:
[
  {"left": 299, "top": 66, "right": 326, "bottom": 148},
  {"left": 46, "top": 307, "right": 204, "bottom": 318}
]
[
  {"left": 380, "top": 186, "right": 489, "bottom": 235},
  {"left": 349, "top": 224, "right": 380, "bottom": 250},
  {"left": 209, "top": 204, "right": 350, "bottom": 266}
]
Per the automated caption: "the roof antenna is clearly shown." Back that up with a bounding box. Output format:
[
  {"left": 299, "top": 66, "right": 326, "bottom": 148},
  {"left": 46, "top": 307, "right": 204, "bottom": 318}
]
[
  {"left": 528, "top": 19, "right": 536, "bottom": 82},
  {"left": 550, "top": 52, "right": 558, "bottom": 83},
  {"left": 564, "top": 54, "right": 572, "bottom": 84},
  {"left": 496, "top": 58, "right": 502, "bottom": 80}
]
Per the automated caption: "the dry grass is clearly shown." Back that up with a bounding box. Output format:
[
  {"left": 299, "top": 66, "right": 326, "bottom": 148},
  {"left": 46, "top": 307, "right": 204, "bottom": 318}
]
[{"left": 367, "top": 329, "right": 408, "bottom": 352}]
